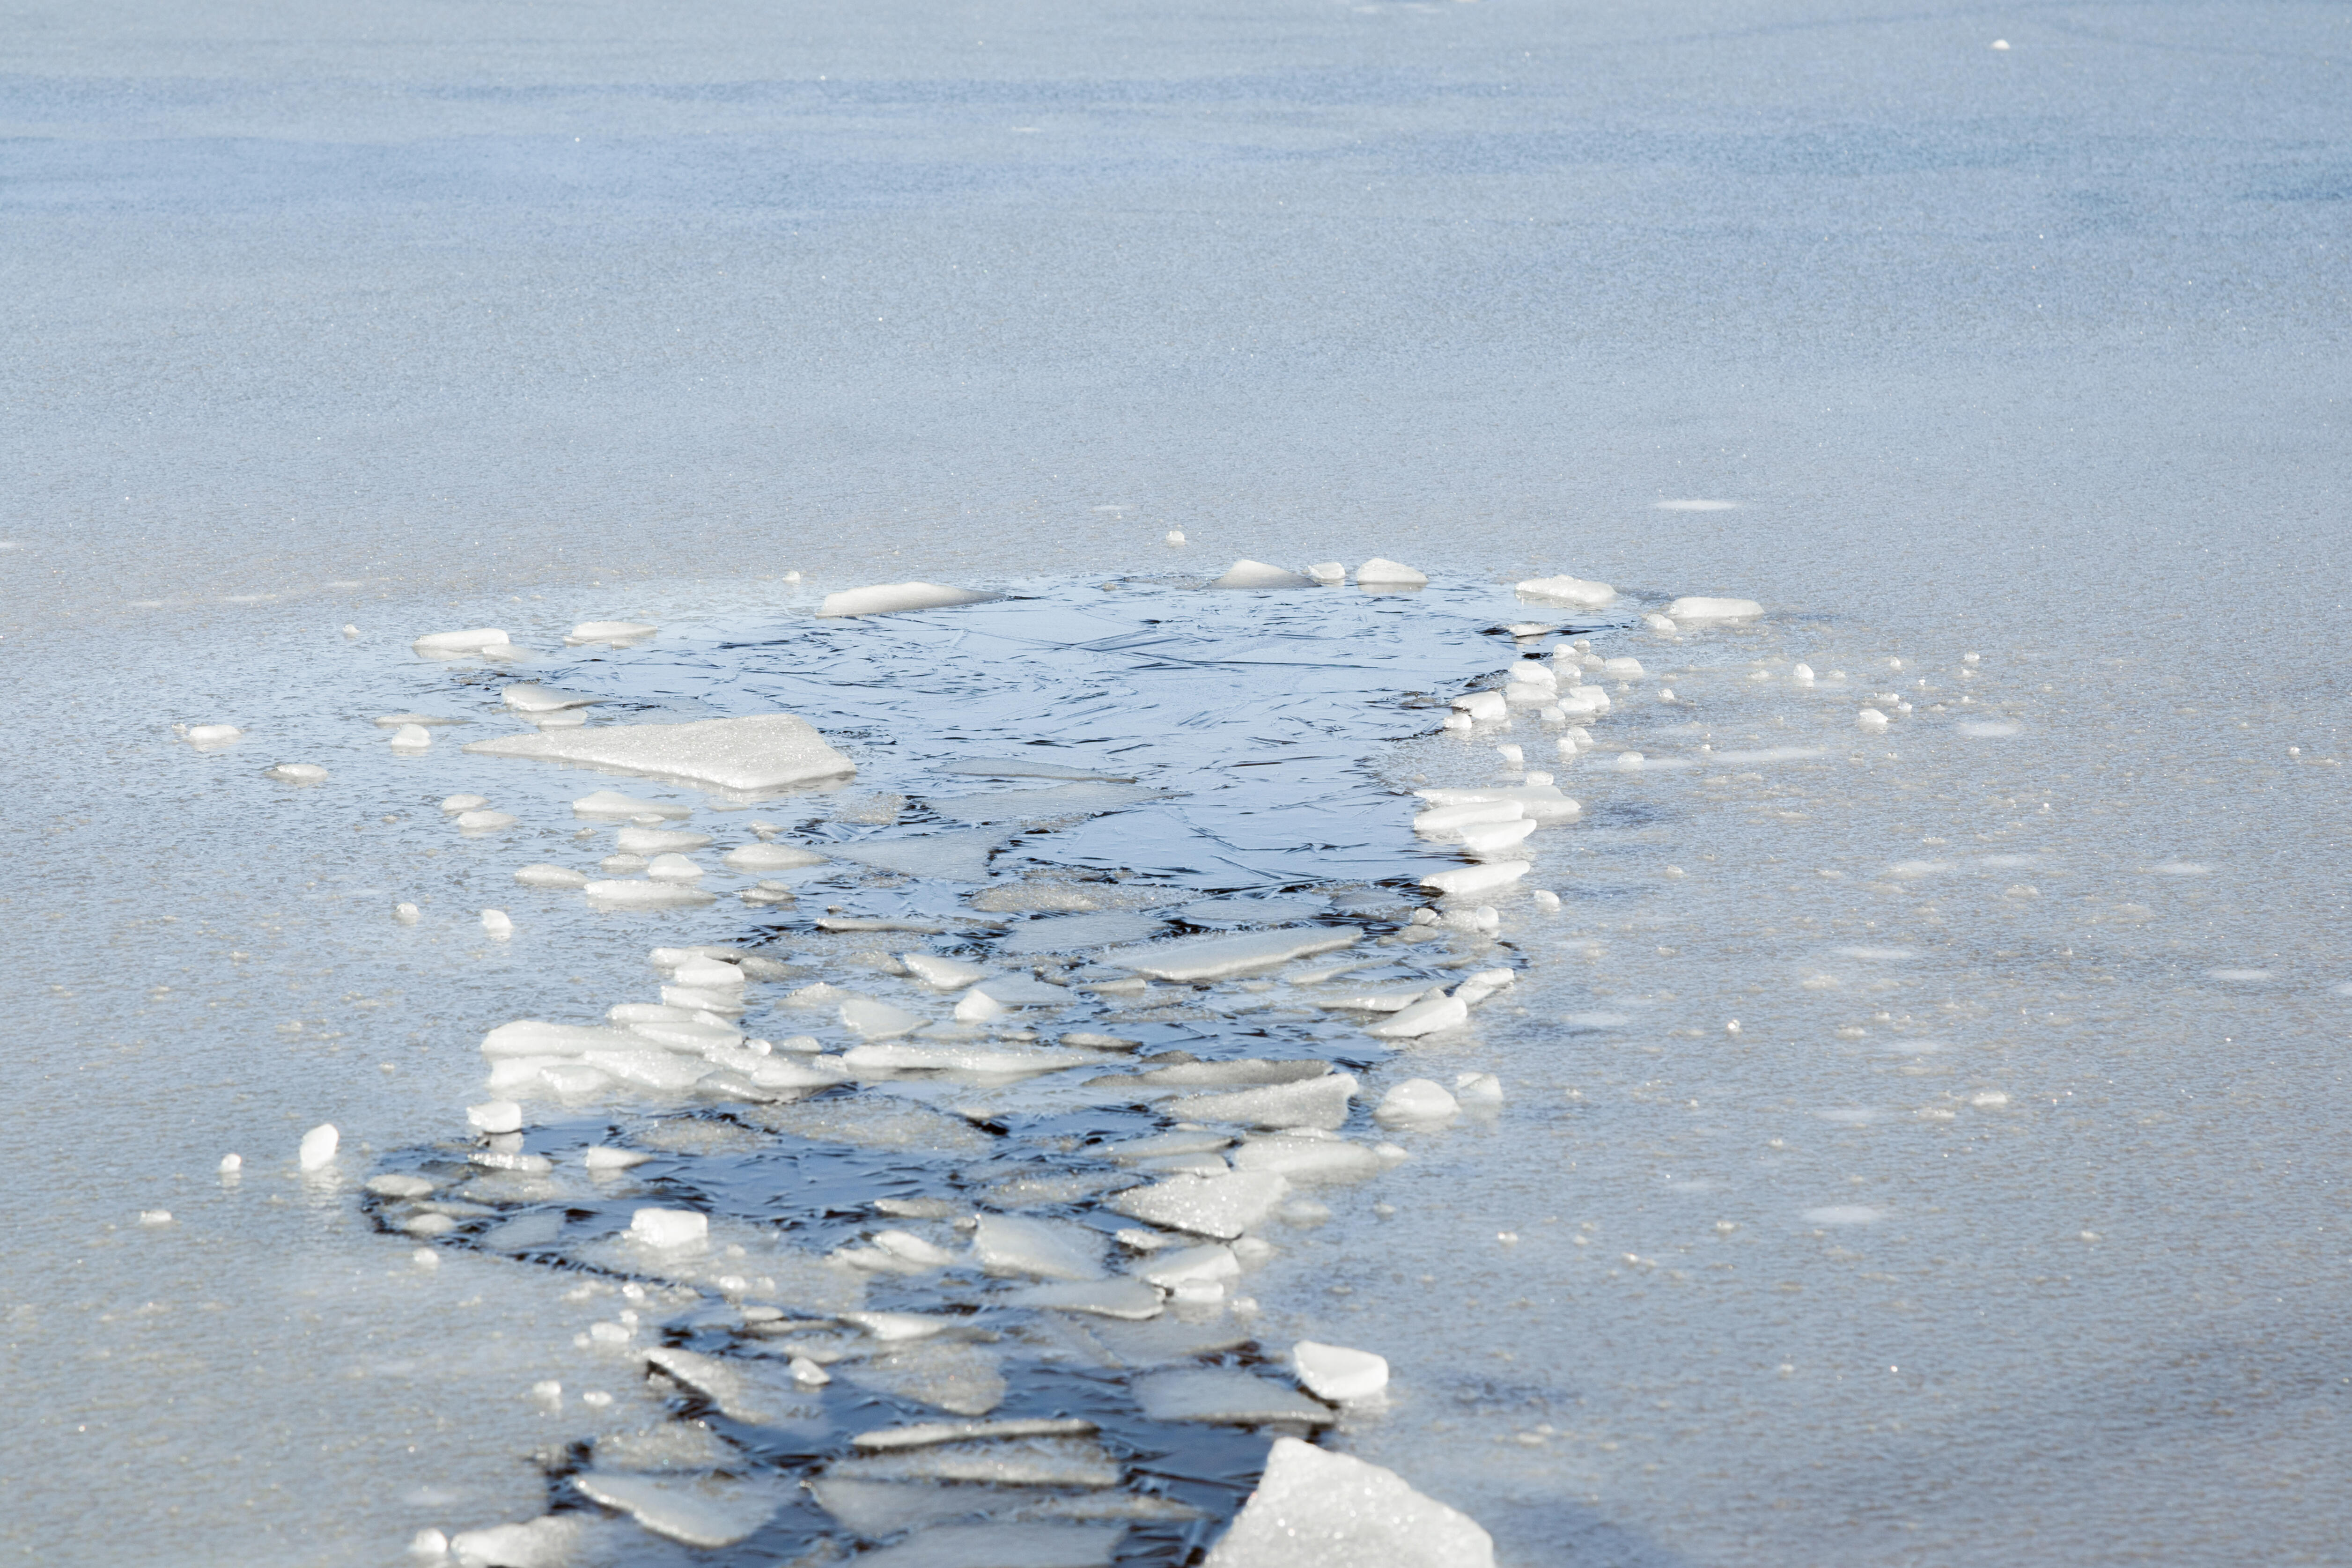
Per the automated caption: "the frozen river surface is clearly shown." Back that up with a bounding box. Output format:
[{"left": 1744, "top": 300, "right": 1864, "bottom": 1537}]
[{"left": 3, "top": 0, "right": 2349, "bottom": 1565}]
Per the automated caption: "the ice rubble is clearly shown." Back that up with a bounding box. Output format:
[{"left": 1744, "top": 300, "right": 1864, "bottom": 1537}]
[
  {"left": 817, "top": 582, "right": 995, "bottom": 617},
  {"left": 465, "top": 714, "right": 855, "bottom": 792},
  {"left": 1209, "top": 560, "right": 1312, "bottom": 589},
  {"left": 1204, "top": 1437, "right": 1492, "bottom": 1567},
  {"left": 1515, "top": 574, "right": 1616, "bottom": 607}
]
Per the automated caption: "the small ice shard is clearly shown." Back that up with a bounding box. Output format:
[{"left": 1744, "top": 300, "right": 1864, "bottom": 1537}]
[
  {"left": 1374, "top": 1079, "right": 1458, "bottom": 1120},
  {"left": 818, "top": 582, "right": 995, "bottom": 617},
  {"left": 466, "top": 714, "right": 855, "bottom": 792},
  {"left": 631, "top": 1208, "right": 708, "bottom": 1250},
  {"left": 641, "top": 1346, "right": 801, "bottom": 1424},
  {"left": 790, "top": 1356, "right": 831, "bottom": 1384},
  {"left": 973, "top": 1214, "right": 1104, "bottom": 1280},
  {"left": 583, "top": 1146, "right": 652, "bottom": 1170},
  {"left": 408, "top": 1527, "right": 446, "bottom": 1557},
  {"left": 442, "top": 794, "right": 488, "bottom": 812},
  {"left": 1135, "top": 1369, "right": 1333, "bottom": 1426},
  {"left": 583, "top": 881, "right": 718, "bottom": 909},
  {"left": 565, "top": 620, "right": 658, "bottom": 646},
  {"left": 723, "top": 841, "right": 828, "bottom": 871},
  {"left": 1109, "top": 1170, "right": 1289, "bottom": 1239},
  {"left": 1291, "top": 1340, "right": 1388, "bottom": 1402},
  {"left": 841, "top": 1310, "right": 961, "bottom": 1342},
  {"left": 514, "top": 863, "right": 590, "bottom": 888},
  {"left": 1665, "top": 596, "right": 1763, "bottom": 621},
  {"left": 953, "top": 988, "right": 1007, "bottom": 1023},
  {"left": 829, "top": 829, "right": 1007, "bottom": 882},
  {"left": 1098, "top": 927, "right": 1358, "bottom": 981},
  {"left": 1209, "top": 559, "right": 1312, "bottom": 589},
  {"left": 1643, "top": 613, "right": 1677, "bottom": 631},
  {"left": 219, "top": 1153, "right": 243, "bottom": 1173},
  {"left": 388, "top": 724, "right": 432, "bottom": 751},
  {"left": 1355, "top": 558, "right": 1427, "bottom": 587},
  {"left": 412, "top": 627, "right": 511, "bottom": 656},
  {"left": 182, "top": 723, "right": 243, "bottom": 744},
  {"left": 1165, "top": 530, "right": 1186, "bottom": 545},
  {"left": 1365, "top": 994, "right": 1467, "bottom": 1039},
  {"left": 902, "top": 952, "right": 988, "bottom": 989},
  {"left": 502, "top": 684, "right": 603, "bottom": 714},
  {"left": 1415, "top": 800, "right": 1524, "bottom": 839},
  {"left": 1992, "top": 37, "right": 2010, "bottom": 48},
  {"left": 1168, "top": 1075, "right": 1357, "bottom": 1131},
  {"left": 1792, "top": 662, "right": 1816, "bottom": 684},
  {"left": 571, "top": 1472, "right": 779, "bottom": 1550},
  {"left": 1601, "top": 656, "right": 1644, "bottom": 678},
  {"left": 1419, "top": 861, "right": 1528, "bottom": 897},
  {"left": 1305, "top": 561, "right": 1346, "bottom": 584},
  {"left": 298, "top": 1123, "right": 339, "bottom": 1170},
  {"left": 1451, "top": 969, "right": 1515, "bottom": 1006},
  {"left": 671, "top": 955, "right": 744, "bottom": 988},
  {"left": 266, "top": 763, "right": 329, "bottom": 783},
  {"left": 467, "top": 1099, "right": 523, "bottom": 1134},
  {"left": 1205, "top": 1436, "right": 1492, "bottom": 1567},
  {"left": 574, "top": 789, "right": 690, "bottom": 818},
  {"left": 1515, "top": 574, "right": 1616, "bottom": 607},
  {"left": 138, "top": 1208, "right": 172, "bottom": 1226},
  {"left": 457, "top": 810, "right": 517, "bottom": 830},
  {"left": 480, "top": 908, "right": 513, "bottom": 936},
  {"left": 394, "top": 902, "right": 421, "bottom": 923},
  {"left": 843, "top": 1040, "right": 1093, "bottom": 1074},
  {"left": 841, "top": 996, "right": 928, "bottom": 1038},
  {"left": 850, "top": 1417, "right": 1100, "bottom": 1453},
  {"left": 374, "top": 712, "right": 466, "bottom": 728},
  {"left": 645, "top": 853, "right": 705, "bottom": 882}
]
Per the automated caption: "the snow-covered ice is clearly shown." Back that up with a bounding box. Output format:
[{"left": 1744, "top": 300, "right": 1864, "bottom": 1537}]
[
  {"left": 817, "top": 582, "right": 995, "bottom": 617},
  {"left": 466, "top": 714, "right": 855, "bottom": 792},
  {"left": 1204, "top": 1437, "right": 1491, "bottom": 1567}
]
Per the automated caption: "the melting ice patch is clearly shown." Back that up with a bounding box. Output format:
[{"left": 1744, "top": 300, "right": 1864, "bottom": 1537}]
[
  {"left": 1802, "top": 1205, "right": 1886, "bottom": 1225},
  {"left": 1956, "top": 719, "right": 2021, "bottom": 738}
]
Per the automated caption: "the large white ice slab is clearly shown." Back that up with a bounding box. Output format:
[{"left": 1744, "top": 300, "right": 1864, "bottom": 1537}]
[
  {"left": 818, "top": 582, "right": 995, "bottom": 617},
  {"left": 1097, "top": 927, "right": 1358, "bottom": 981},
  {"left": 465, "top": 714, "right": 854, "bottom": 792},
  {"left": 1515, "top": 575, "right": 1616, "bottom": 607},
  {"left": 1203, "top": 1436, "right": 1491, "bottom": 1567}
]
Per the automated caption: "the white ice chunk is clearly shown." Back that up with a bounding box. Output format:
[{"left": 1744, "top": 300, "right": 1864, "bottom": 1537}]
[
  {"left": 394, "top": 902, "right": 421, "bottom": 923},
  {"left": 574, "top": 790, "right": 691, "bottom": 819},
  {"left": 583, "top": 881, "right": 718, "bottom": 909},
  {"left": 1556, "top": 686, "right": 1610, "bottom": 714},
  {"left": 1355, "top": 558, "right": 1427, "bottom": 586},
  {"left": 644, "top": 853, "right": 705, "bottom": 882},
  {"left": 843, "top": 1040, "right": 1099, "bottom": 1075},
  {"left": 671, "top": 956, "right": 744, "bottom": 988},
  {"left": 953, "top": 988, "right": 1007, "bottom": 1023},
  {"left": 1204, "top": 1436, "right": 1490, "bottom": 1567},
  {"left": 1374, "top": 1079, "right": 1459, "bottom": 1120},
  {"left": 466, "top": 714, "right": 855, "bottom": 792},
  {"left": 723, "top": 841, "right": 829, "bottom": 872},
  {"left": 565, "top": 620, "right": 658, "bottom": 646},
  {"left": 1139, "top": 1244, "right": 1239, "bottom": 1289},
  {"left": 615, "top": 826, "right": 714, "bottom": 854},
  {"left": 818, "top": 582, "right": 995, "bottom": 617},
  {"left": 571, "top": 1472, "right": 778, "bottom": 1549},
  {"left": 1419, "top": 861, "right": 1528, "bottom": 897},
  {"left": 1209, "top": 560, "right": 1312, "bottom": 589},
  {"left": 1305, "top": 561, "right": 1346, "bottom": 584},
  {"left": 1006, "top": 1279, "right": 1165, "bottom": 1319},
  {"left": 1231, "top": 1135, "right": 1383, "bottom": 1183},
  {"left": 1601, "top": 656, "right": 1644, "bottom": 678},
  {"left": 1458, "top": 818, "right": 1536, "bottom": 857},
  {"left": 1414, "top": 801, "right": 1524, "bottom": 839},
  {"left": 183, "top": 723, "right": 243, "bottom": 744},
  {"left": 1515, "top": 575, "right": 1615, "bottom": 607},
  {"left": 973, "top": 1215, "right": 1105, "bottom": 1281},
  {"left": 388, "top": 724, "right": 432, "bottom": 751},
  {"left": 1098, "top": 927, "right": 1358, "bottom": 981},
  {"left": 412, "top": 627, "right": 511, "bottom": 655},
  {"left": 1453, "top": 1072, "right": 1503, "bottom": 1104},
  {"left": 447, "top": 1516, "right": 584, "bottom": 1568},
  {"left": 298, "top": 1123, "right": 339, "bottom": 1170},
  {"left": 266, "top": 763, "right": 329, "bottom": 783},
  {"left": 1857, "top": 709, "right": 1891, "bottom": 732},
  {"left": 457, "top": 809, "right": 517, "bottom": 830},
  {"left": 631, "top": 1208, "right": 708, "bottom": 1250},
  {"left": 467, "top": 1099, "right": 523, "bottom": 1134},
  {"left": 1364, "top": 994, "right": 1467, "bottom": 1039},
  {"left": 1412, "top": 783, "right": 1579, "bottom": 823},
  {"left": 584, "top": 1147, "right": 653, "bottom": 1170},
  {"left": 1109, "top": 1170, "right": 1289, "bottom": 1239},
  {"left": 841, "top": 997, "right": 928, "bottom": 1038},
  {"left": 1450, "top": 691, "right": 1506, "bottom": 722},
  {"left": 902, "top": 953, "right": 988, "bottom": 989},
  {"left": 502, "top": 684, "right": 602, "bottom": 713},
  {"left": 1291, "top": 1340, "right": 1388, "bottom": 1402},
  {"left": 481, "top": 1019, "right": 644, "bottom": 1059},
  {"left": 514, "top": 863, "right": 590, "bottom": 888},
  {"left": 1135, "top": 1369, "right": 1332, "bottom": 1426},
  {"left": 1665, "top": 596, "right": 1763, "bottom": 622},
  {"left": 1168, "top": 1075, "right": 1357, "bottom": 1131},
  {"left": 480, "top": 908, "right": 513, "bottom": 936}
]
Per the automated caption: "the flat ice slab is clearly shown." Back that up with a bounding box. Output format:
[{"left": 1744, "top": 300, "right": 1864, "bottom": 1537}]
[
  {"left": 1134, "top": 1369, "right": 1333, "bottom": 1425},
  {"left": 465, "top": 714, "right": 855, "bottom": 792},
  {"left": 818, "top": 582, "right": 995, "bottom": 617},
  {"left": 1666, "top": 595, "right": 1764, "bottom": 621},
  {"left": 1355, "top": 558, "right": 1427, "bottom": 586},
  {"left": 1515, "top": 575, "right": 1616, "bottom": 607},
  {"left": 1209, "top": 560, "right": 1312, "bottom": 589},
  {"left": 565, "top": 620, "right": 658, "bottom": 645},
  {"left": 571, "top": 1471, "right": 778, "bottom": 1549},
  {"left": 1204, "top": 1436, "right": 1492, "bottom": 1567},
  {"left": 1098, "top": 927, "right": 1359, "bottom": 981}
]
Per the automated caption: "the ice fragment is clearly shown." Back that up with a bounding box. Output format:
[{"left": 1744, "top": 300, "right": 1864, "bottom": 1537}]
[
  {"left": 818, "top": 582, "right": 995, "bottom": 617},
  {"left": 1204, "top": 1437, "right": 1491, "bottom": 1567},
  {"left": 466, "top": 714, "right": 855, "bottom": 792}
]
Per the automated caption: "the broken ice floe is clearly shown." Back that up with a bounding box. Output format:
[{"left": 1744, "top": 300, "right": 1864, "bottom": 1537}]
[
  {"left": 181, "top": 723, "right": 243, "bottom": 745},
  {"left": 1665, "top": 596, "right": 1763, "bottom": 622},
  {"left": 574, "top": 790, "right": 691, "bottom": 819},
  {"left": 565, "top": 620, "right": 658, "bottom": 646},
  {"left": 1355, "top": 558, "right": 1427, "bottom": 588},
  {"left": 502, "top": 683, "right": 604, "bottom": 714},
  {"left": 411, "top": 627, "right": 514, "bottom": 658},
  {"left": 1209, "top": 560, "right": 1311, "bottom": 589},
  {"left": 1097, "top": 928, "right": 1358, "bottom": 981},
  {"left": 1205, "top": 1437, "right": 1491, "bottom": 1567},
  {"left": 265, "top": 762, "right": 329, "bottom": 784},
  {"left": 465, "top": 714, "right": 855, "bottom": 792},
  {"left": 1515, "top": 575, "right": 1615, "bottom": 608},
  {"left": 817, "top": 582, "right": 995, "bottom": 617}
]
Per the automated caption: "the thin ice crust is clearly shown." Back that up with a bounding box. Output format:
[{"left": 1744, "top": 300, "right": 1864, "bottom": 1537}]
[{"left": 465, "top": 714, "right": 855, "bottom": 792}]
